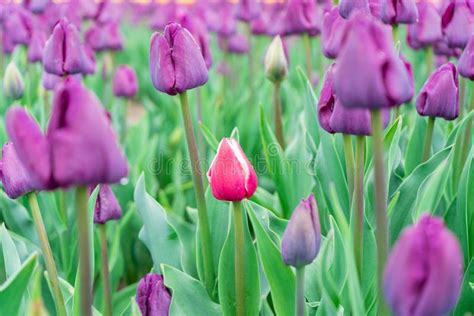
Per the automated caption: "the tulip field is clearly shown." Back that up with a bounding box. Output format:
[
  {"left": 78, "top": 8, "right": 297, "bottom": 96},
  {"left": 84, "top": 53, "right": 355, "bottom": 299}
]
[{"left": 2, "top": 0, "right": 474, "bottom": 315}]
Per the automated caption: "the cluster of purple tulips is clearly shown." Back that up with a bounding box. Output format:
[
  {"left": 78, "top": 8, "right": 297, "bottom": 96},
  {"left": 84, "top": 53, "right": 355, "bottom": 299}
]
[{"left": 2, "top": 0, "right": 473, "bottom": 315}]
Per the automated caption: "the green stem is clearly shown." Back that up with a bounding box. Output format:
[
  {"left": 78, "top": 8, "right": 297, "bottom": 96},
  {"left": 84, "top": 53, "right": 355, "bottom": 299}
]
[
  {"left": 459, "top": 77, "right": 466, "bottom": 118},
  {"left": 296, "top": 266, "right": 306, "bottom": 316},
  {"left": 273, "top": 81, "right": 285, "bottom": 149},
  {"left": 303, "top": 33, "right": 312, "bottom": 80},
  {"left": 354, "top": 136, "right": 365, "bottom": 279},
  {"left": 179, "top": 91, "right": 214, "bottom": 295},
  {"left": 247, "top": 23, "right": 254, "bottom": 103},
  {"left": 28, "top": 193, "right": 67, "bottom": 316},
  {"left": 343, "top": 134, "right": 355, "bottom": 202},
  {"left": 99, "top": 225, "right": 112, "bottom": 316},
  {"left": 422, "top": 117, "right": 435, "bottom": 162},
  {"left": 392, "top": 24, "right": 399, "bottom": 44},
  {"left": 425, "top": 46, "right": 433, "bottom": 75},
  {"left": 370, "top": 109, "right": 389, "bottom": 316},
  {"left": 196, "top": 88, "right": 206, "bottom": 165},
  {"left": 233, "top": 201, "right": 245, "bottom": 316},
  {"left": 76, "top": 186, "right": 92, "bottom": 316}
]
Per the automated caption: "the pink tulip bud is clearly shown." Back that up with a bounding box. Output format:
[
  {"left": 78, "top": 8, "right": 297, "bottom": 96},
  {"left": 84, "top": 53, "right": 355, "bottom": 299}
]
[{"left": 207, "top": 138, "right": 258, "bottom": 201}]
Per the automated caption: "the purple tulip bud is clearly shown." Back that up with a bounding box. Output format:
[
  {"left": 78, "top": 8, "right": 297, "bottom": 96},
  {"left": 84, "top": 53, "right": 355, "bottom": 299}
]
[
  {"left": 113, "top": 65, "right": 138, "bottom": 98},
  {"left": 0, "top": 143, "right": 36, "bottom": 199},
  {"left": 380, "top": 0, "right": 418, "bottom": 25},
  {"left": 339, "top": 0, "right": 371, "bottom": 19},
  {"left": 384, "top": 214, "right": 463, "bottom": 316},
  {"left": 136, "top": 273, "right": 171, "bottom": 316},
  {"left": 207, "top": 1, "right": 237, "bottom": 36},
  {"left": 150, "top": 22, "right": 208, "bottom": 96},
  {"left": 94, "top": 0, "right": 122, "bottom": 25},
  {"left": 281, "top": 194, "right": 321, "bottom": 267},
  {"left": 251, "top": 3, "right": 284, "bottom": 36},
  {"left": 433, "top": 37, "right": 462, "bottom": 57},
  {"left": 441, "top": 0, "right": 474, "bottom": 48},
  {"left": 218, "top": 33, "right": 249, "bottom": 54},
  {"left": 416, "top": 63, "right": 459, "bottom": 120},
  {"left": 27, "top": 30, "right": 46, "bottom": 63},
  {"left": 333, "top": 12, "right": 413, "bottom": 109},
  {"left": 92, "top": 185, "right": 121, "bottom": 224},
  {"left": 276, "top": 0, "right": 319, "bottom": 36},
  {"left": 236, "top": 0, "right": 261, "bottom": 22},
  {"left": 6, "top": 78, "right": 128, "bottom": 190},
  {"left": 407, "top": 2, "right": 442, "bottom": 50},
  {"left": 149, "top": 2, "right": 178, "bottom": 31},
  {"left": 4, "top": 7, "right": 33, "bottom": 45},
  {"left": 458, "top": 34, "right": 474, "bottom": 80},
  {"left": 42, "top": 18, "right": 89, "bottom": 76},
  {"left": 85, "top": 21, "right": 123, "bottom": 52},
  {"left": 2, "top": 32, "right": 16, "bottom": 55},
  {"left": 319, "top": 64, "right": 390, "bottom": 135},
  {"left": 176, "top": 13, "right": 213, "bottom": 69},
  {"left": 322, "top": 6, "right": 347, "bottom": 59},
  {"left": 3, "top": 62, "right": 24, "bottom": 100}
]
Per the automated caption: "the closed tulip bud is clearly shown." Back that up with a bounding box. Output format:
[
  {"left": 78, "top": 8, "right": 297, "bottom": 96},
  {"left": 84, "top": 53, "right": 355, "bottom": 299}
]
[
  {"left": 433, "top": 38, "right": 462, "bottom": 57},
  {"left": 136, "top": 273, "right": 171, "bottom": 316},
  {"left": 264, "top": 36, "right": 288, "bottom": 83},
  {"left": 441, "top": 0, "right": 474, "bottom": 48},
  {"left": 113, "top": 65, "right": 138, "bottom": 98},
  {"left": 5, "top": 8, "right": 33, "bottom": 46},
  {"left": 207, "top": 138, "right": 258, "bottom": 201},
  {"left": 333, "top": 12, "right": 413, "bottom": 109},
  {"left": 6, "top": 78, "right": 128, "bottom": 190},
  {"left": 277, "top": 0, "right": 319, "bottom": 36},
  {"left": 322, "top": 6, "right": 347, "bottom": 59},
  {"left": 3, "top": 62, "right": 24, "bottom": 100},
  {"left": 28, "top": 30, "right": 47, "bottom": 63},
  {"left": 0, "top": 143, "right": 36, "bottom": 199},
  {"left": 380, "top": 0, "right": 418, "bottom": 25},
  {"left": 85, "top": 21, "right": 124, "bottom": 52},
  {"left": 416, "top": 63, "right": 458, "bottom": 120},
  {"left": 458, "top": 35, "right": 474, "bottom": 80},
  {"left": 406, "top": 2, "right": 442, "bottom": 50},
  {"left": 219, "top": 33, "right": 249, "bottom": 54},
  {"left": 150, "top": 22, "right": 208, "bottom": 96},
  {"left": 281, "top": 194, "right": 321, "bottom": 267},
  {"left": 92, "top": 185, "right": 122, "bottom": 224},
  {"left": 236, "top": 0, "right": 261, "bottom": 22},
  {"left": 208, "top": 1, "right": 237, "bottom": 36},
  {"left": 319, "top": 64, "right": 390, "bottom": 135},
  {"left": 43, "top": 18, "right": 88, "bottom": 76},
  {"left": 177, "top": 13, "right": 213, "bottom": 69},
  {"left": 384, "top": 214, "right": 463, "bottom": 316},
  {"left": 339, "top": 0, "right": 371, "bottom": 19}
]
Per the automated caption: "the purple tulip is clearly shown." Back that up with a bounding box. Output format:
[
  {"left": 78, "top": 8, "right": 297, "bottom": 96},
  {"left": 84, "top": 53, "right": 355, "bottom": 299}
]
[
  {"left": 322, "top": 6, "right": 347, "bottom": 59},
  {"left": 441, "top": 0, "right": 474, "bottom": 48},
  {"left": 82, "top": 44, "right": 97, "bottom": 75},
  {"left": 236, "top": 0, "right": 260, "bottom": 22},
  {"left": 384, "top": 214, "right": 463, "bottom": 316},
  {"left": 23, "top": 0, "right": 50, "bottom": 14},
  {"left": 42, "top": 18, "right": 89, "bottom": 76},
  {"left": 149, "top": 1, "right": 178, "bottom": 31},
  {"left": 92, "top": 185, "right": 122, "bottom": 224},
  {"left": 333, "top": 12, "right": 413, "bottom": 109},
  {"left": 176, "top": 12, "right": 213, "bottom": 69},
  {"left": 4, "top": 7, "right": 33, "bottom": 45},
  {"left": 150, "top": 22, "right": 208, "bottom": 96},
  {"left": 6, "top": 78, "right": 128, "bottom": 190},
  {"left": 136, "top": 273, "right": 171, "bottom": 316},
  {"left": 27, "top": 30, "right": 46, "bottom": 63},
  {"left": 275, "top": 0, "right": 318, "bottom": 36},
  {"left": 0, "top": 143, "right": 37, "bottom": 199},
  {"left": 407, "top": 2, "right": 442, "bottom": 50},
  {"left": 339, "top": 0, "right": 371, "bottom": 19},
  {"left": 94, "top": 0, "right": 121, "bottom": 25},
  {"left": 458, "top": 35, "right": 474, "bottom": 80},
  {"left": 281, "top": 194, "right": 321, "bottom": 267},
  {"left": 207, "top": 1, "right": 236, "bottom": 36},
  {"left": 416, "top": 63, "right": 459, "bottom": 120},
  {"left": 380, "top": 0, "right": 418, "bottom": 25},
  {"left": 218, "top": 33, "right": 249, "bottom": 54},
  {"left": 251, "top": 3, "right": 284, "bottom": 36},
  {"left": 433, "top": 37, "right": 462, "bottom": 57},
  {"left": 2, "top": 32, "right": 16, "bottom": 55},
  {"left": 319, "top": 64, "right": 390, "bottom": 135},
  {"left": 85, "top": 21, "right": 123, "bottom": 52},
  {"left": 113, "top": 65, "right": 138, "bottom": 98}
]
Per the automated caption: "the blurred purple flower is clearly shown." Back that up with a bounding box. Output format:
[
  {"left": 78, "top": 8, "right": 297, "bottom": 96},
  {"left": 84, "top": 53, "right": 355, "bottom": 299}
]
[
  {"left": 113, "top": 65, "right": 138, "bottom": 98},
  {"left": 136, "top": 273, "right": 171, "bottom": 316},
  {"left": 458, "top": 34, "right": 474, "bottom": 79},
  {"left": 236, "top": 0, "right": 261, "bottom": 22},
  {"left": 218, "top": 33, "right": 249, "bottom": 54},
  {"left": 380, "top": 0, "right": 418, "bottom": 24},
  {"left": 322, "top": 6, "right": 347, "bottom": 59},
  {"left": 85, "top": 21, "right": 123, "bottom": 52},
  {"left": 339, "top": 0, "right": 371, "bottom": 19},
  {"left": 92, "top": 185, "right": 122, "bottom": 224},
  {"left": 407, "top": 2, "right": 442, "bottom": 50},
  {"left": 28, "top": 30, "right": 47, "bottom": 63},
  {"left": 441, "top": 0, "right": 474, "bottom": 48}
]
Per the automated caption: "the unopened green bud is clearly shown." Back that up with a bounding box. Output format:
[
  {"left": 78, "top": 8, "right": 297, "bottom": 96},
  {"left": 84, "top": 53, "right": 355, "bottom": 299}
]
[
  {"left": 3, "top": 62, "right": 24, "bottom": 100},
  {"left": 264, "top": 36, "right": 288, "bottom": 83}
]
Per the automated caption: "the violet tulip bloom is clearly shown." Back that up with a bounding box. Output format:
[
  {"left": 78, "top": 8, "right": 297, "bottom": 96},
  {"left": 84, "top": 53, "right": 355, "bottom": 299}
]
[
  {"left": 380, "top": 0, "right": 418, "bottom": 25},
  {"left": 150, "top": 22, "right": 208, "bottom": 95},
  {"left": 207, "top": 138, "right": 258, "bottom": 201},
  {"left": 281, "top": 194, "right": 321, "bottom": 267},
  {"left": 333, "top": 12, "right": 413, "bottom": 109},
  {"left": 275, "top": 0, "right": 318, "bottom": 36},
  {"left": 93, "top": 185, "right": 122, "bottom": 224},
  {"left": 339, "top": 0, "right": 371, "bottom": 19},
  {"left": 458, "top": 35, "right": 474, "bottom": 80},
  {"left": 416, "top": 63, "right": 459, "bottom": 120},
  {"left": 113, "top": 65, "right": 138, "bottom": 98},
  {"left": 176, "top": 13, "right": 213, "bottom": 68},
  {"left": 208, "top": 1, "right": 237, "bottom": 36},
  {"left": 433, "top": 38, "right": 462, "bottom": 57},
  {"left": 319, "top": 64, "right": 389, "bottom": 135},
  {"left": 28, "top": 30, "right": 46, "bottom": 63},
  {"left": 5, "top": 78, "right": 128, "bottom": 190},
  {"left": 236, "top": 0, "right": 260, "bottom": 22},
  {"left": 42, "top": 18, "right": 89, "bottom": 76},
  {"left": 0, "top": 143, "right": 36, "bottom": 199},
  {"left": 85, "top": 21, "right": 123, "bottom": 52},
  {"left": 4, "top": 8, "right": 33, "bottom": 45},
  {"left": 384, "top": 214, "right": 463, "bottom": 316},
  {"left": 322, "top": 6, "right": 347, "bottom": 59},
  {"left": 441, "top": 0, "right": 474, "bottom": 48},
  {"left": 136, "top": 273, "right": 171, "bottom": 316},
  {"left": 407, "top": 2, "right": 442, "bottom": 49},
  {"left": 219, "top": 33, "right": 249, "bottom": 54}
]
